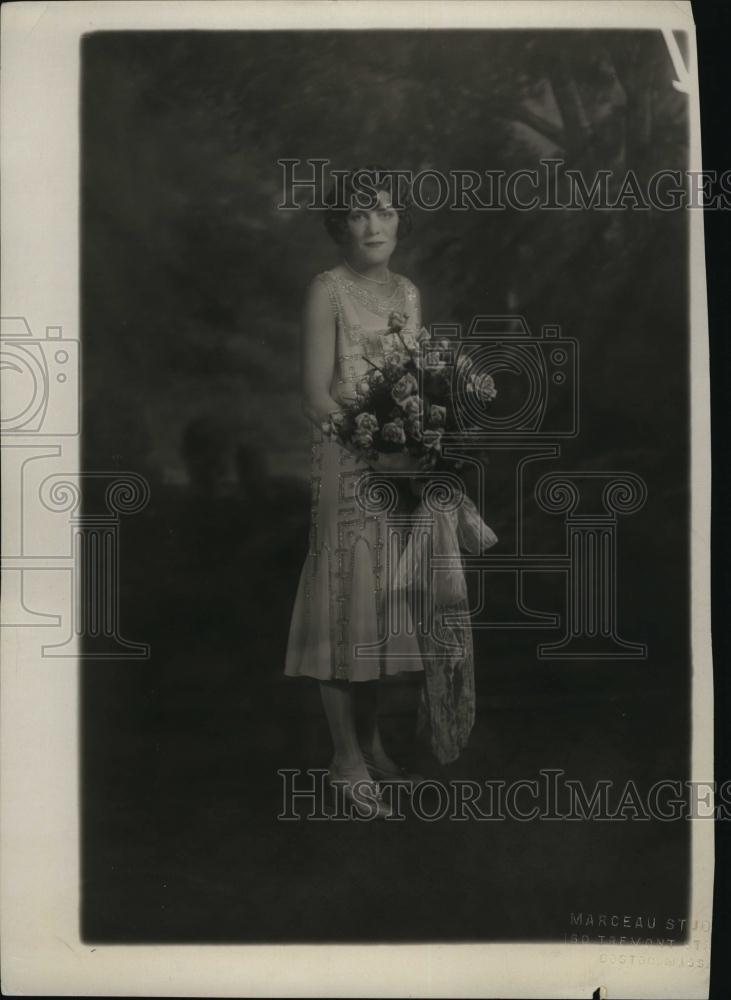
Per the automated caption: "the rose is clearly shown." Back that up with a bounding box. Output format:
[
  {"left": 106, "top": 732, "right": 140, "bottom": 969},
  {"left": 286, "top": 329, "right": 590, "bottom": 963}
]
[
  {"left": 472, "top": 373, "right": 497, "bottom": 402},
  {"left": 321, "top": 410, "right": 346, "bottom": 437},
  {"left": 422, "top": 428, "right": 443, "bottom": 452},
  {"left": 381, "top": 419, "right": 406, "bottom": 445},
  {"left": 384, "top": 350, "right": 407, "bottom": 368},
  {"left": 356, "top": 379, "right": 371, "bottom": 396},
  {"left": 400, "top": 394, "right": 422, "bottom": 417},
  {"left": 352, "top": 429, "right": 374, "bottom": 450},
  {"left": 391, "top": 373, "right": 418, "bottom": 404},
  {"left": 405, "top": 415, "right": 423, "bottom": 441},
  {"left": 355, "top": 412, "right": 379, "bottom": 433},
  {"left": 423, "top": 364, "right": 450, "bottom": 395},
  {"left": 427, "top": 404, "right": 446, "bottom": 428},
  {"left": 388, "top": 310, "right": 408, "bottom": 333},
  {"left": 369, "top": 369, "right": 385, "bottom": 387},
  {"left": 423, "top": 349, "right": 447, "bottom": 372}
]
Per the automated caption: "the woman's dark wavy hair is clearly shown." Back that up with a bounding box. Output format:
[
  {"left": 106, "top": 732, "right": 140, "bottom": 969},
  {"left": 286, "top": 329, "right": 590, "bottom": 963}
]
[{"left": 323, "top": 165, "right": 413, "bottom": 245}]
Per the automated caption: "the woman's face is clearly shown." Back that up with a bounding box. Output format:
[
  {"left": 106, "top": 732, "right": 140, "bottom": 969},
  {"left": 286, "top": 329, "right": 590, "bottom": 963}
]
[{"left": 343, "top": 188, "right": 399, "bottom": 269}]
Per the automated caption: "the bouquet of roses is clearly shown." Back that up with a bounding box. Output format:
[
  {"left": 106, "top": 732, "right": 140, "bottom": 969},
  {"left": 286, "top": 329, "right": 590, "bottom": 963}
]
[{"left": 322, "top": 310, "right": 497, "bottom": 471}]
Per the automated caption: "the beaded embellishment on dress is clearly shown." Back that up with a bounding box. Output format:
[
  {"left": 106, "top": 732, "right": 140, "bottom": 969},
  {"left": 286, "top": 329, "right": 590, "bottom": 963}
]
[
  {"left": 285, "top": 267, "right": 482, "bottom": 764},
  {"left": 284, "top": 269, "right": 424, "bottom": 684},
  {"left": 334, "top": 272, "right": 405, "bottom": 318}
]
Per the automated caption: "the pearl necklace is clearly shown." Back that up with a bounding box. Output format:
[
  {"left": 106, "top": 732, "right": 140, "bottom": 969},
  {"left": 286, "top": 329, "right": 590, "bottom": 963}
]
[{"left": 344, "top": 259, "right": 391, "bottom": 286}]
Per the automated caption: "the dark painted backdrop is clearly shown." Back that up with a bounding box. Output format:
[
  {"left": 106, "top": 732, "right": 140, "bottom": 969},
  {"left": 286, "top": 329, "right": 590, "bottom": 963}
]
[{"left": 81, "top": 30, "right": 690, "bottom": 942}]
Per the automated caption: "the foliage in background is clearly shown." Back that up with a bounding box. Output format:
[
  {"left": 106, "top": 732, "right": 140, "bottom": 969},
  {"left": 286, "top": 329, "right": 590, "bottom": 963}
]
[{"left": 82, "top": 30, "right": 687, "bottom": 494}]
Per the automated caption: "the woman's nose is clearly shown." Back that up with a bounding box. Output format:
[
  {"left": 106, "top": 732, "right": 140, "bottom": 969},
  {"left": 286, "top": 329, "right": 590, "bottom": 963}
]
[{"left": 365, "top": 213, "right": 380, "bottom": 235}]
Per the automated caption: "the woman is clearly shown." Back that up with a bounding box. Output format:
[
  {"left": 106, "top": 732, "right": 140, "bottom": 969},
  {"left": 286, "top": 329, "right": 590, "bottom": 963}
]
[
  {"left": 285, "top": 169, "right": 486, "bottom": 812},
  {"left": 284, "top": 169, "right": 426, "bottom": 812}
]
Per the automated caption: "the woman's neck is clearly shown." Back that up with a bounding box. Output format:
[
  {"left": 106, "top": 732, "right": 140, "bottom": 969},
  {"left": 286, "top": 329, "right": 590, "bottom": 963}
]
[{"left": 343, "top": 256, "right": 391, "bottom": 285}]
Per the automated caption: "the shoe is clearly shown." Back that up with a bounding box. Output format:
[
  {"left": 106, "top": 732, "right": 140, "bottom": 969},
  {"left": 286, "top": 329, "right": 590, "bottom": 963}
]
[
  {"left": 361, "top": 750, "right": 424, "bottom": 787},
  {"left": 327, "top": 761, "right": 393, "bottom": 820}
]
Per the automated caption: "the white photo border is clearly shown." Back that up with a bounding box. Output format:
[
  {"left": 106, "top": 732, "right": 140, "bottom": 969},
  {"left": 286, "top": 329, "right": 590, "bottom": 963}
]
[{"left": 0, "top": 2, "right": 712, "bottom": 998}]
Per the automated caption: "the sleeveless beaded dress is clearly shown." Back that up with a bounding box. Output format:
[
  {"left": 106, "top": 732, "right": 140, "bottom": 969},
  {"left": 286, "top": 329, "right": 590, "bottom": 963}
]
[
  {"left": 284, "top": 268, "right": 424, "bottom": 684},
  {"left": 285, "top": 269, "right": 494, "bottom": 763}
]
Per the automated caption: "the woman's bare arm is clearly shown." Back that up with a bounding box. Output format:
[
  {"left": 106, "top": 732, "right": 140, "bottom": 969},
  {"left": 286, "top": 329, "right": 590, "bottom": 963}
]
[{"left": 300, "top": 278, "right": 342, "bottom": 428}]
